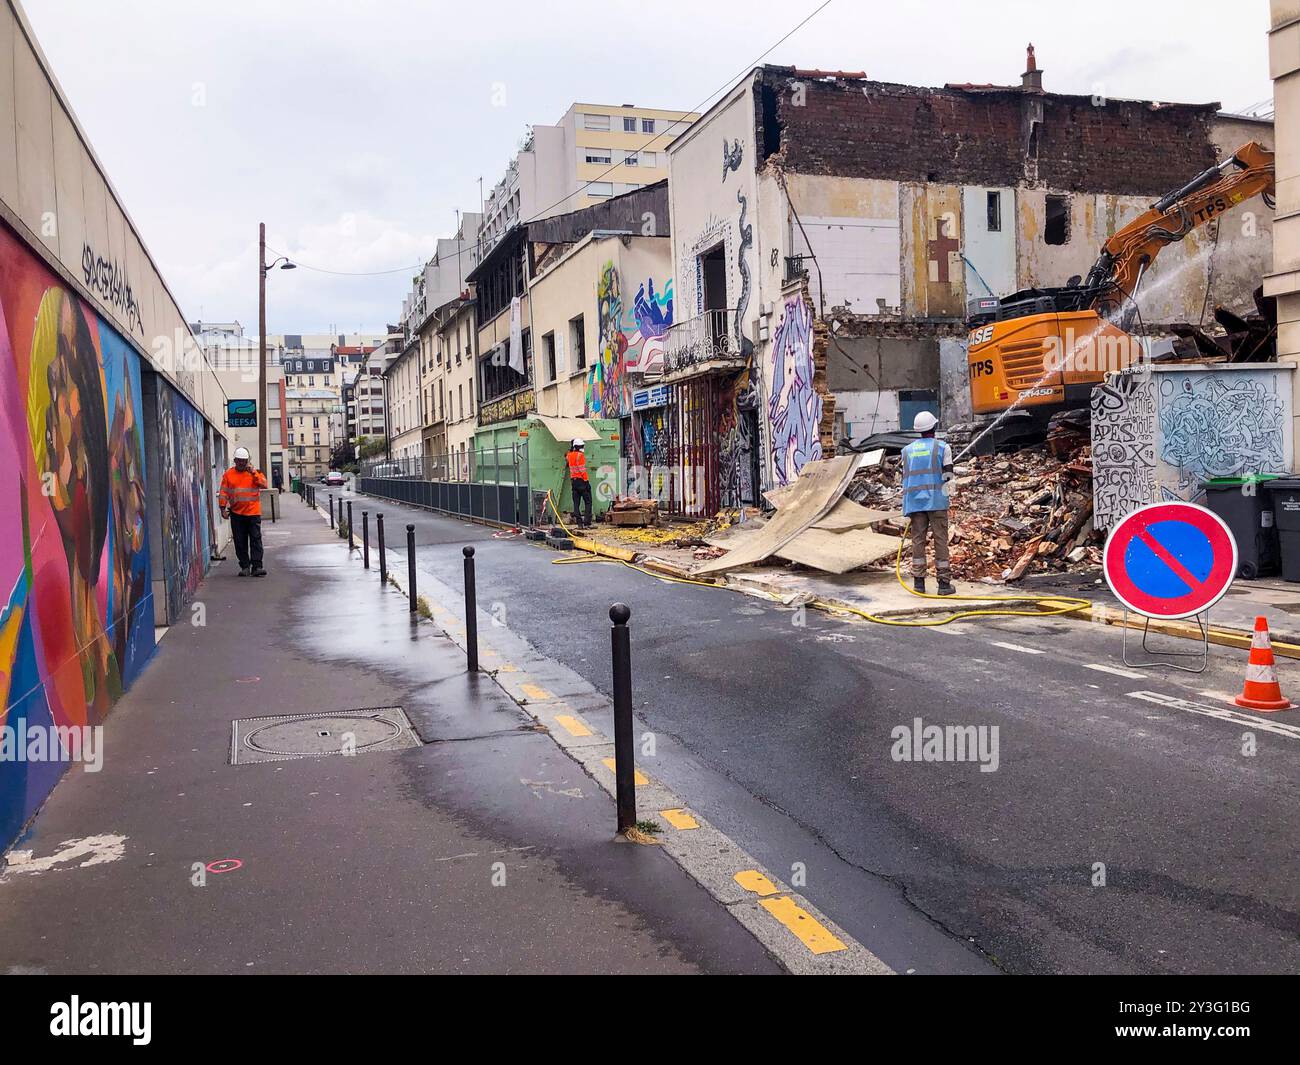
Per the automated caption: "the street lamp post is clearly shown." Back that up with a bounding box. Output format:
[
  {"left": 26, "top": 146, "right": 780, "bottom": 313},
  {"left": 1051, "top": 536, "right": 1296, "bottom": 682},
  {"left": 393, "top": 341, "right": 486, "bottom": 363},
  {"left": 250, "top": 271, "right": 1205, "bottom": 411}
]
[{"left": 258, "top": 222, "right": 295, "bottom": 477}]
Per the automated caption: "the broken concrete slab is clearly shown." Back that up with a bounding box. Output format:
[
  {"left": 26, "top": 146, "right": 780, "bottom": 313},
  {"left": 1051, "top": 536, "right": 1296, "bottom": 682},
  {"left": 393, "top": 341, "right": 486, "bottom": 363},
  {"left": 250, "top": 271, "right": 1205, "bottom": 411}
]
[{"left": 694, "top": 454, "right": 863, "bottom": 576}]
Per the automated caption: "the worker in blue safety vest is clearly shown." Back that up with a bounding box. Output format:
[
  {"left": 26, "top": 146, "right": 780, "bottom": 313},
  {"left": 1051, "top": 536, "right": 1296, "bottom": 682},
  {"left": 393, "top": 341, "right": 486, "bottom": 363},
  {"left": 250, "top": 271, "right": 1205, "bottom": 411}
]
[{"left": 900, "top": 411, "right": 955, "bottom": 596}]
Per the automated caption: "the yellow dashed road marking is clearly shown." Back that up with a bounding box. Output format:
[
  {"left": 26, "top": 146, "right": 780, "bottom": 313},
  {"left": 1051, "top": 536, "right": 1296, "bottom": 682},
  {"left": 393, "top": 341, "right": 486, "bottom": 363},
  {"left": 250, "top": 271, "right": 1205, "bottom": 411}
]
[
  {"left": 554, "top": 714, "right": 592, "bottom": 737},
  {"left": 760, "top": 896, "right": 847, "bottom": 955},
  {"left": 734, "top": 869, "right": 779, "bottom": 896},
  {"left": 660, "top": 808, "right": 699, "bottom": 831},
  {"left": 497, "top": 662, "right": 519, "bottom": 673},
  {"left": 521, "top": 683, "right": 553, "bottom": 700},
  {"left": 600, "top": 758, "right": 648, "bottom": 785}
]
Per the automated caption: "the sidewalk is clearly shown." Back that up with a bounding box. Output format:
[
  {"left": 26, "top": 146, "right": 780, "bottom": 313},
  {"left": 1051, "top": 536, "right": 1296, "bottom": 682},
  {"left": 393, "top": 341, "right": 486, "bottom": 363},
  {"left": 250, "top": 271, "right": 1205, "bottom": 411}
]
[{"left": 0, "top": 497, "right": 778, "bottom": 974}]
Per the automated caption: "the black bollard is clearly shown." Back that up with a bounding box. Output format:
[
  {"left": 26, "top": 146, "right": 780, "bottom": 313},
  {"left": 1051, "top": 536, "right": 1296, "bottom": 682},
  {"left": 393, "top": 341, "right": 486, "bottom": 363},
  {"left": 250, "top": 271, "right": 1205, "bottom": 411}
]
[
  {"left": 362, "top": 511, "right": 370, "bottom": 569},
  {"left": 329, "top": 494, "right": 335, "bottom": 529},
  {"left": 346, "top": 501, "right": 354, "bottom": 549},
  {"left": 463, "top": 546, "right": 478, "bottom": 672},
  {"left": 406, "top": 524, "right": 417, "bottom": 615},
  {"left": 377, "top": 513, "right": 387, "bottom": 583},
  {"left": 609, "top": 603, "right": 636, "bottom": 835}
]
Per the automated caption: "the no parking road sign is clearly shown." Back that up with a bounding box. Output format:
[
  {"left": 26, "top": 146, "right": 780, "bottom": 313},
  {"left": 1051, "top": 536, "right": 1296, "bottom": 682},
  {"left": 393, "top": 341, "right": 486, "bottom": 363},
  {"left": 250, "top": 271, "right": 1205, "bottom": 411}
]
[{"left": 1104, "top": 502, "right": 1238, "bottom": 620}]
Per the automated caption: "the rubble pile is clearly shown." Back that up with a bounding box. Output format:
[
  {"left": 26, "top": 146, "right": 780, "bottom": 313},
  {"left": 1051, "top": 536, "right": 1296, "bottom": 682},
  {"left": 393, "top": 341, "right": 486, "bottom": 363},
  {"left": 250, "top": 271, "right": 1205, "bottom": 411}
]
[{"left": 846, "top": 443, "right": 1101, "bottom": 581}]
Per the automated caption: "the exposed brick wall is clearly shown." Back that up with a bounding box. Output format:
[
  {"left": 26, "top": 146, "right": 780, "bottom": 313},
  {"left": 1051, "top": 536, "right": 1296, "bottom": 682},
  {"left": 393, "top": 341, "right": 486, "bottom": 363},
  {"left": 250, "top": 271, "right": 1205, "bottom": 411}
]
[{"left": 759, "top": 67, "right": 1218, "bottom": 197}]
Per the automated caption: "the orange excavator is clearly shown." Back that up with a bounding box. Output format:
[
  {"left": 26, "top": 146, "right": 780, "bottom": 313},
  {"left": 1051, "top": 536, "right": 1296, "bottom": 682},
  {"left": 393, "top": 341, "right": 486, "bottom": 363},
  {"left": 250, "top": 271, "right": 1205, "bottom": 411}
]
[{"left": 965, "top": 141, "right": 1275, "bottom": 446}]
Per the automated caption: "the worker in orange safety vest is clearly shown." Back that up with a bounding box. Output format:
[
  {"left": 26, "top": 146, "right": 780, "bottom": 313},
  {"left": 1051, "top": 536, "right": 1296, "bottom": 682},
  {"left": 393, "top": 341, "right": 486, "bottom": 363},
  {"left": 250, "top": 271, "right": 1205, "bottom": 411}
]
[
  {"left": 564, "top": 438, "right": 593, "bottom": 529},
  {"left": 219, "top": 446, "right": 269, "bottom": 576}
]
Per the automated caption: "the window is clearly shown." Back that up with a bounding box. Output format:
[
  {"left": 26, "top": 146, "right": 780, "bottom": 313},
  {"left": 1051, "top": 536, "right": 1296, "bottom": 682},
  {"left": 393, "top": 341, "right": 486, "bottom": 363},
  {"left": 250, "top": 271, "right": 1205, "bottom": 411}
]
[
  {"left": 1045, "top": 195, "right": 1070, "bottom": 245},
  {"left": 583, "top": 113, "right": 611, "bottom": 130},
  {"left": 987, "top": 191, "right": 1002, "bottom": 233},
  {"left": 543, "top": 332, "right": 556, "bottom": 382},
  {"left": 313, "top": 432, "right": 320, "bottom": 445},
  {"left": 458, "top": 384, "right": 463, "bottom": 421},
  {"left": 588, "top": 181, "right": 613, "bottom": 197},
  {"left": 570, "top": 315, "right": 586, "bottom": 371},
  {"left": 625, "top": 152, "right": 639, "bottom": 167},
  {"left": 585, "top": 152, "right": 612, "bottom": 165},
  {"left": 308, "top": 376, "right": 315, "bottom": 386},
  {"left": 313, "top": 416, "right": 320, "bottom": 428},
  {"left": 287, "top": 432, "right": 295, "bottom": 445},
  {"left": 623, "top": 117, "right": 636, "bottom": 132},
  {"left": 641, "top": 118, "right": 655, "bottom": 133}
]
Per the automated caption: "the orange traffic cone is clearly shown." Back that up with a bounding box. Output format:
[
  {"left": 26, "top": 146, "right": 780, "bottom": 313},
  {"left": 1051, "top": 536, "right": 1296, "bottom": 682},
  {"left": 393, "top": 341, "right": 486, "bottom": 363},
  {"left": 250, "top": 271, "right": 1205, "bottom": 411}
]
[{"left": 1234, "top": 616, "right": 1293, "bottom": 712}]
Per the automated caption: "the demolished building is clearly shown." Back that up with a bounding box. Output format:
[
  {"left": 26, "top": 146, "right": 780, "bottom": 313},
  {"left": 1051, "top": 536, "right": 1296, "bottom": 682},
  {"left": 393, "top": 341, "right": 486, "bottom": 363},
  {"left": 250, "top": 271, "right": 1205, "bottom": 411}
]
[{"left": 652, "top": 49, "right": 1273, "bottom": 517}]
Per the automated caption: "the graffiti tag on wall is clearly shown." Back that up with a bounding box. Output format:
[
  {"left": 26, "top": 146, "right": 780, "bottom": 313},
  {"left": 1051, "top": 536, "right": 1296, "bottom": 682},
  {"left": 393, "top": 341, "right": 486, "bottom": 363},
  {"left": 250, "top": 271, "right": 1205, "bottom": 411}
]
[
  {"left": 81, "top": 243, "right": 144, "bottom": 337},
  {"left": 768, "top": 293, "right": 823, "bottom": 485},
  {"left": 1159, "top": 372, "right": 1288, "bottom": 493},
  {"left": 1092, "top": 371, "right": 1156, "bottom": 530}
]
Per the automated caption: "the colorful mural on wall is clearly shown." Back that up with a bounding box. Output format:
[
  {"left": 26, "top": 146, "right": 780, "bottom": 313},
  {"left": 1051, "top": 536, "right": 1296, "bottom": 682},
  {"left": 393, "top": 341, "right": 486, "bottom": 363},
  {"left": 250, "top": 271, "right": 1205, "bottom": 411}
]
[
  {"left": 0, "top": 223, "right": 157, "bottom": 844},
  {"left": 585, "top": 261, "right": 673, "bottom": 419},
  {"left": 768, "top": 293, "right": 823, "bottom": 485},
  {"left": 157, "top": 385, "right": 211, "bottom": 623},
  {"left": 1091, "top": 366, "right": 1294, "bottom": 529}
]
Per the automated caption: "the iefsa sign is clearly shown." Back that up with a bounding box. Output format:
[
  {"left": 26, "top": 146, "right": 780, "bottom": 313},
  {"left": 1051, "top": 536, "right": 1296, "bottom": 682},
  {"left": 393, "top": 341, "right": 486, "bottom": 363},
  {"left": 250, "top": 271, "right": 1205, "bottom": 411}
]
[
  {"left": 1103, "top": 501, "right": 1237, "bottom": 619},
  {"left": 227, "top": 399, "right": 257, "bottom": 428}
]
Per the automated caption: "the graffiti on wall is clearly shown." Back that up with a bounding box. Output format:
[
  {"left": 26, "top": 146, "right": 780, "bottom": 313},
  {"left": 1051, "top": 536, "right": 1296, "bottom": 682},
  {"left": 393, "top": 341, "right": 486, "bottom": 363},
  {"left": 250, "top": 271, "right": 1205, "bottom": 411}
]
[
  {"left": 1092, "top": 367, "right": 1294, "bottom": 529},
  {"left": 585, "top": 261, "right": 673, "bottom": 418},
  {"left": 1091, "top": 371, "right": 1156, "bottom": 529},
  {"left": 768, "top": 293, "right": 823, "bottom": 485},
  {"left": 1, "top": 225, "right": 155, "bottom": 844},
  {"left": 81, "top": 242, "right": 144, "bottom": 337},
  {"left": 157, "top": 385, "right": 211, "bottom": 624},
  {"left": 1158, "top": 372, "right": 1288, "bottom": 494}
]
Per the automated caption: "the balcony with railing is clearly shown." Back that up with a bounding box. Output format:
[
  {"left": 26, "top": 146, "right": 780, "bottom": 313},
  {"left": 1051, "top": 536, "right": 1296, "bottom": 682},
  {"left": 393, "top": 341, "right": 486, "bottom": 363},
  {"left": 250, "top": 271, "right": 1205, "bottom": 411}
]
[{"left": 661, "top": 308, "right": 744, "bottom": 381}]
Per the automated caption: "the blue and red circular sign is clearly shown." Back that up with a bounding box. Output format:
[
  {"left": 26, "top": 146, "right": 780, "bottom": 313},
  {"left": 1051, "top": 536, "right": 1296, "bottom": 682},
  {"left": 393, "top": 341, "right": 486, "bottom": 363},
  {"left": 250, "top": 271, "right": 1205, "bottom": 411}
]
[{"left": 1103, "top": 502, "right": 1237, "bottom": 619}]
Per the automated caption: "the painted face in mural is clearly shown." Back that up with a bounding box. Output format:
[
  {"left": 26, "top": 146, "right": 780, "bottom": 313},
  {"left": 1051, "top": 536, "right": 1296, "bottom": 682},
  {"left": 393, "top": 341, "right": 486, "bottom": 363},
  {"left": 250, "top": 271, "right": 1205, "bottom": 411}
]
[
  {"left": 26, "top": 286, "right": 120, "bottom": 714},
  {"left": 28, "top": 288, "right": 111, "bottom": 583},
  {"left": 108, "top": 367, "right": 148, "bottom": 668}
]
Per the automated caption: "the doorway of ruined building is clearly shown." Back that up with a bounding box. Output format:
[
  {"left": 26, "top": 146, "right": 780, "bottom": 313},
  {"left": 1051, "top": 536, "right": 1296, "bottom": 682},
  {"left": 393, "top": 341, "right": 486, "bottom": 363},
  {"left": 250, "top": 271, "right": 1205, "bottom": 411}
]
[{"left": 700, "top": 243, "right": 728, "bottom": 353}]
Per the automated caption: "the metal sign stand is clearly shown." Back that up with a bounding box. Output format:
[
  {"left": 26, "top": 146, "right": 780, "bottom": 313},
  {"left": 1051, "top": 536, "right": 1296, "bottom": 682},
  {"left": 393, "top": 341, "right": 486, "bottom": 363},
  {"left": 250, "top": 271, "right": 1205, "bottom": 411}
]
[{"left": 1122, "top": 607, "right": 1211, "bottom": 673}]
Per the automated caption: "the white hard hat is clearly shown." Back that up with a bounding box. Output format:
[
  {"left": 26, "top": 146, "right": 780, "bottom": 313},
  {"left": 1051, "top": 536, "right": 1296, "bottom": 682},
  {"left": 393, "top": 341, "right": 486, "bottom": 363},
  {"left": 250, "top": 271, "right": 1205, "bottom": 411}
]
[
  {"left": 912, "top": 411, "right": 939, "bottom": 433},
  {"left": 571, "top": 438, "right": 585, "bottom": 448},
  {"left": 234, "top": 446, "right": 251, "bottom": 460}
]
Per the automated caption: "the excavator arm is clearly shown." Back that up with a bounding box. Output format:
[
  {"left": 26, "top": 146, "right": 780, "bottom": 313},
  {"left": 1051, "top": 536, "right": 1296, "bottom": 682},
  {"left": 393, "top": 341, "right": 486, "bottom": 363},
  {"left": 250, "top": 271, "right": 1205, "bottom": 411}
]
[{"left": 1083, "top": 141, "right": 1275, "bottom": 323}]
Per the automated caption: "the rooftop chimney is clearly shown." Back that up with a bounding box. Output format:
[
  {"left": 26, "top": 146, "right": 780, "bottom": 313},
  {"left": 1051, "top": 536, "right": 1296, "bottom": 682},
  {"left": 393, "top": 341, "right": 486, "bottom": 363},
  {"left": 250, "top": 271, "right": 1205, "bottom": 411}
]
[{"left": 1022, "top": 43, "right": 1044, "bottom": 92}]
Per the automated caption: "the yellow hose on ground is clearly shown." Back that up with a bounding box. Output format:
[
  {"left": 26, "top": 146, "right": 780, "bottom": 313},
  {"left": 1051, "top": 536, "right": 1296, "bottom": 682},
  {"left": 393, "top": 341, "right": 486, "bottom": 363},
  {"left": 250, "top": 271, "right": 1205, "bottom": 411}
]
[{"left": 541, "top": 491, "right": 1092, "bottom": 625}]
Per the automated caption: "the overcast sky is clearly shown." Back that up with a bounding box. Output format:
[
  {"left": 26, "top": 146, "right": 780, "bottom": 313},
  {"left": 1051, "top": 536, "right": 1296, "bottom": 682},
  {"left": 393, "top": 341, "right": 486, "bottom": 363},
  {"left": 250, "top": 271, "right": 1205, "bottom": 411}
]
[{"left": 23, "top": 0, "right": 1276, "bottom": 335}]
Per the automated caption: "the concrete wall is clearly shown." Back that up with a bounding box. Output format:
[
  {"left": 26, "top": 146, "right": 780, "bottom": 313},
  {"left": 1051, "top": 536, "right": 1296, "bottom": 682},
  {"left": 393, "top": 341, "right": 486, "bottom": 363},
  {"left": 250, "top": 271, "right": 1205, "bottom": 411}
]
[{"left": 1092, "top": 363, "right": 1295, "bottom": 529}]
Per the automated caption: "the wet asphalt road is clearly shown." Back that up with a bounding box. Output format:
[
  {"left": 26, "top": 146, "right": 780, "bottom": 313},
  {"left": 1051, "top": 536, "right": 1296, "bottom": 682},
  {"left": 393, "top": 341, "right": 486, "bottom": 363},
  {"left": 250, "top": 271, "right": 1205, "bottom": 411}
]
[{"left": 347, "top": 484, "right": 1300, "bottom": 975}]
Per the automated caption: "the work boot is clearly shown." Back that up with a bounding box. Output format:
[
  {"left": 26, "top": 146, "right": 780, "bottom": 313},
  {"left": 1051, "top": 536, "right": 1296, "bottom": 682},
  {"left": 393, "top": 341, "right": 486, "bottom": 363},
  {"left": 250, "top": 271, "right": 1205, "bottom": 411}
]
[
  {"left": 238, "top": 566, "right": 250, "bottom": 577},
  {"left": 913, "top": 577, "right": 926, "bottom": 593},
  {"left": 252, "top": 566, "right": 267, "bottom": 578},
  {"left": 937, "top": 579, "right": 956, "bottom": 596}
]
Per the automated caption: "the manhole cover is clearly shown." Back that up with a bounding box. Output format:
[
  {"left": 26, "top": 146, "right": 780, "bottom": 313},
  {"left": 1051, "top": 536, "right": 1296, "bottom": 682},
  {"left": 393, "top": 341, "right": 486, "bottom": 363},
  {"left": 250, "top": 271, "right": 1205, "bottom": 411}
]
[{"left": 230, "top": 707, "right": 420, "bottom": 765}]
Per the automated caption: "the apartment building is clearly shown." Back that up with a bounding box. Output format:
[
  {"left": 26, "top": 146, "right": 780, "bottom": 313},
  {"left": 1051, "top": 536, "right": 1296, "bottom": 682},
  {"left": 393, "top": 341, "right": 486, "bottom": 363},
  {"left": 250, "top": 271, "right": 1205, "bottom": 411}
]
[
  {"left": 283, "top": 353, "right": 342, "bottom": 480},
  {"left": 438, "top": 293, "right": 479, "bottom": 479},
  {"left": 476, "top": 102, "right": 697, "bottom": 261}
]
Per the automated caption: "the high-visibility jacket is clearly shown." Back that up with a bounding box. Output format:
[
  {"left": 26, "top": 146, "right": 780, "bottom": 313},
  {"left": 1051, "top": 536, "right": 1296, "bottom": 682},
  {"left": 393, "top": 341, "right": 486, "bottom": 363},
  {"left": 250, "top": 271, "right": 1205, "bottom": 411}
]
[
  {"left": 219, "top": 466, "right": 268, "bottom": 517},
  {"left": 565, "top": 449, "right": 589, "bottom": 482},
  {"left": 900, "top": 438, "right": 950, "bottom": 516}
]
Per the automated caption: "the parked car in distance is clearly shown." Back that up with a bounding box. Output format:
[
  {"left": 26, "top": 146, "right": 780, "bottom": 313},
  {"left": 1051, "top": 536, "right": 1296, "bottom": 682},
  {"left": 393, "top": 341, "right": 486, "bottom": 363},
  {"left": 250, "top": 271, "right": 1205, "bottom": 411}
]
[{"left": 325, "top": 470, "right": 346, "bottom": 486}]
